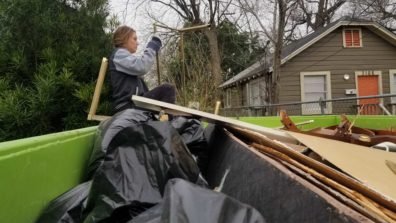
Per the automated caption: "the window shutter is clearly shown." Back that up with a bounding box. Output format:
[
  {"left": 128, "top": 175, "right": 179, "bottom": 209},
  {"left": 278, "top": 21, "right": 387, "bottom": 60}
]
[
  {"left": 344, "top": 30, "right": 352, "bottom": 47},
  {"left": 352, "top": 30, "right": 361, "bottom": 47},
  {"left": 344, "top": 29, "right": 361, "bottom": 47}
]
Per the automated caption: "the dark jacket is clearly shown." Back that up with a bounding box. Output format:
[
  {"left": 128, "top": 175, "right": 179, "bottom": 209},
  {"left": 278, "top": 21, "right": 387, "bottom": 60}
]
[{"left": 109, "top": 47, "right": 156, "bottom": 111}]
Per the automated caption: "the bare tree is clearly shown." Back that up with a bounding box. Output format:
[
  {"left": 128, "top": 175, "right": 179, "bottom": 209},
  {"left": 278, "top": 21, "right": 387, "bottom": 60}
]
[
  {"left": 142, "top": 0, "right": 235, "bottom": 100},
  {"left": 161, "top": 32, "right": 217, "bottom": 108},
  {"left": 297, "top": 0, "right": 346, "bottom": 31},
  {"left": 349, "top": 0, "right": 396, "bottom": 32},
  {"left": 271, "top": 0, "right": 287, "bottom": 105},
  {"left": 237, "top": 0, "right": 300, "bottom": 107}
]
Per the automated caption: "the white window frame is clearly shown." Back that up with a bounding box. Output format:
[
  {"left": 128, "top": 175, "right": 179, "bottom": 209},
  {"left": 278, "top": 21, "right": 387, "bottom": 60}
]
[
  {"left": 249, "top": 79, "right": 259, "bottom": 106},
  {"left": 245, "top": 82, "right": 249, "bottom": 106},
  {"left": 343, "top": 28, "right": 363, "bottom": 48},
  {"left": 389, "top": 69, "right": 396, "bottom": 114},
  {"left": 300, "top": 71, "right": 332, "bottom": 115},
  {"left": 225, "top": 88, "right": 231, "bottom": 108},
  {"left": 248, "top": 78, "right": 267, "bottom": 107}
]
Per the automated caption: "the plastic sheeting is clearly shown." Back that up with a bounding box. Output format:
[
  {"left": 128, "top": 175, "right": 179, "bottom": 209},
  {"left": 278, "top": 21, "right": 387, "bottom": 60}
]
[
  {"left": 37, "top": 110, "right": 264, "bottom": 223},
  {"left": 130, "top": 178, "right": 266, "bottom": 223},
  {"left": 170, "top": 116, "right": 209, "bottom": 173},
  {"left": 86, "top": 109, "right": 156, "bottom": 179},
  {"left": 82, "top": 121, "right": 203, "bottom": 222},
  {"left": 36, "top": 181, "right": 92, "bottom": 223}
]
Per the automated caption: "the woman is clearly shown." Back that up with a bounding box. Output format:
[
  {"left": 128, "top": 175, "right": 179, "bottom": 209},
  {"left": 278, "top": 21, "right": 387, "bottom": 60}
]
[{"left": 109, "top": 25, "right": 176, "bottom": 113}]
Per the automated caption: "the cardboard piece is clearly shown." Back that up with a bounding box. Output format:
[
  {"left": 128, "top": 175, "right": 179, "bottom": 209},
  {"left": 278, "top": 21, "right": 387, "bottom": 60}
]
[
  {"left": 229, "top": 126, "right": 396, "bottom": 214},
  {"left": 288, "top": 131, "right": 396, "bottom": 202},
  {"left": 204, "top": 126, "right": 379, "bottom": 222}
]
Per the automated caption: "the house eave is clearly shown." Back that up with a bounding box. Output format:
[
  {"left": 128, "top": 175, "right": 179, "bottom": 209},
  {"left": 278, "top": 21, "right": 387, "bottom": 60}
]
[
  {"left": 220, "top": 71, "right": 267, "bottom": 89},
  {"left": 220, "top": 19, "right": 396, "bottom": 88},
  {"left": 281, "top": 21, "right": 396, "bottom": 65}
]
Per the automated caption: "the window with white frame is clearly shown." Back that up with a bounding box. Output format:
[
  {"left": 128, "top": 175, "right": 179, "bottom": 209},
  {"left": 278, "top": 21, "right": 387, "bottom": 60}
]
[
  {"left": 225, "top": 88, "right": 239, "bottom": 108},
  {"left": 225, "top": 89, "right": 230, "bottom": 108},
  {"left": 389, "top": 69, "right": 396, "bottom": 114},
  {"left": 300, "top": 72, "right": 332, "bottom": 114},
  {"left": 249, "top": 78, "right": 266, "bottom": 106},
  {"left": 343, "top": 28, "right": 362, "bottom": 48},
  {"left": 390, "top": 70, "right": 396, "bottom": 105}
]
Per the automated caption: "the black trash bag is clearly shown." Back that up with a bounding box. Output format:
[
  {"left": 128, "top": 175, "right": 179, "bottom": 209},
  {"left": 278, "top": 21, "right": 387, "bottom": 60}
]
[
  {"left": 130, "top": 178, "right": 267, "bottom": 223},
  {"left": 170, "top": 116, "right": 209, "bottom": 173},
  {"left": 86, "top": 108, "right": 156, "bottom": 179},
  {"left": 82, "top": 121, "right": 202, "bottom": 223},
  {"left": 36, "top": 181, "right": 92, "bottom": 223}
]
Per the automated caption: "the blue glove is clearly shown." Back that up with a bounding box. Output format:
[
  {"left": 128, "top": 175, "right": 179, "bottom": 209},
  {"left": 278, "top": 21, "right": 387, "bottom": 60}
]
[{"left": 147, "top": 36, "right": 162, "bottom": 52}]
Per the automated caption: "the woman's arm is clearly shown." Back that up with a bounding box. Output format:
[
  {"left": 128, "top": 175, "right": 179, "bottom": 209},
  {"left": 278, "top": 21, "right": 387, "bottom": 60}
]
[
  {"left": 112, "top": 36, "right": 162, "bottom": 76},
  {"left": 112, "top": 48, "right": 156, "bottom": 76}
]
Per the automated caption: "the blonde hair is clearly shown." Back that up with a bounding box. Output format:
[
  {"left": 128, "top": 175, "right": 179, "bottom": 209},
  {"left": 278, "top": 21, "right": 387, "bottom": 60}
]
[{"left": 112, "top": 26, "right": 136, "bottom": 47}]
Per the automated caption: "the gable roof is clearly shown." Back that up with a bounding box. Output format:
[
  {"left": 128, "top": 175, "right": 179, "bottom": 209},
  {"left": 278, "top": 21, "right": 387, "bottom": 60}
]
[{"left": 220, "top": 17, "right": 396, "bottom": 89}]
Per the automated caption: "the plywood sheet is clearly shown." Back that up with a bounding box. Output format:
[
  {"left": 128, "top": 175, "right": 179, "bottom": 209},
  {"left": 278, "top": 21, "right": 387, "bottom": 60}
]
[
  {"left": 288, "top": 131, "right": 396, "bottom": 201},
  {"left": 131, "top": 95, "right": 297, "bottom": 144}
]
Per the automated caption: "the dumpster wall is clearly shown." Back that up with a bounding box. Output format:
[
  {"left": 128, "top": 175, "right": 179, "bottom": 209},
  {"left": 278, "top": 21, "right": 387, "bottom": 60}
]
[
  {"left": 1, "top": 115, "right": 394, "bottom": 222},
  {"left": 204, "top": 125, "right": 374, "bottom": 222},
  {"left": 239, "top": 115, "right": 396, "bottom": 130},
  {"left": 0, "top": 126, "right": 97, "bottom": 223}
]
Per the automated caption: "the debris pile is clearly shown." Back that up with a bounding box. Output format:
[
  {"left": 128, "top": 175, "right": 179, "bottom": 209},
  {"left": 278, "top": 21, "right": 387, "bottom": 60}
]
[
  {"left": 280, "top": 111, "right": 396, "bottom": 150},
  {"left": 37, "top": 98, "right": 396, "bottom": 222},
  {"left": 36, "top": 109, "right": 265, "bottom": 223}
]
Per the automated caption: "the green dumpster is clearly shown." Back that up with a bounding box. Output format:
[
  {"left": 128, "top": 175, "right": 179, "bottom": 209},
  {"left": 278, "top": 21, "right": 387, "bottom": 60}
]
[
  {"left": 0, "top": 115, "right": 394, "bottom": 222},
  {"left": 239, "top": 115, "right": 396, "bottom": 130},
  {"left": 0, "top": 126, "right": 97, "bottom": 223}
]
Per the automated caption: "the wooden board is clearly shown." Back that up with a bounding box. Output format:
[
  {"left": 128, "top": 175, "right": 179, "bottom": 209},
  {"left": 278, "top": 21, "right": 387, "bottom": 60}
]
[
  {"left": 288, "top": 131, "right": 396, "bottom": 201},
  {"left": 131, "top": 95, "right": 297, "bottom": 144},
  {"left": 205, "top": 126, "right": 379, "bottom": 222},
  {"left": 87, "top": 58, "right": 110, "bottom": 121},
  {"left": 232, "top": 128, "right": 396, "bottom": 217}
]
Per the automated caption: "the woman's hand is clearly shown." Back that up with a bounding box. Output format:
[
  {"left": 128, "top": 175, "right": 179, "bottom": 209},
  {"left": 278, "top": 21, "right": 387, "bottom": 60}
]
[{"left": 147, "top": 36, "right": 162, "bottom": 52}]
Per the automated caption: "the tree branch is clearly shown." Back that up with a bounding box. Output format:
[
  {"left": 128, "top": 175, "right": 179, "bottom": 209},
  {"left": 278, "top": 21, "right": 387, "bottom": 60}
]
[{"left": 151, "top": 0, "right": 189, "bottom": 20}]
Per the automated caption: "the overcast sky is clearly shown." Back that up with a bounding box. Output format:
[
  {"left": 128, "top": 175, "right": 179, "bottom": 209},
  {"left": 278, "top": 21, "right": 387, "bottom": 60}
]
[
  {"left": 108, "top": 0, "right": 148, "bottom": 37},
  {"left": 108, "top": 0, "right": 180, "bottom": 46},
  {"left": 107, "top": 0, "right": 181, "bottom": 83}
]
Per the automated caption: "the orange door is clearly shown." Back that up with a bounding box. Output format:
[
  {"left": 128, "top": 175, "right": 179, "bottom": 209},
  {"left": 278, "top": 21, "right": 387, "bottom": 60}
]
[{"left": 357, "top": 75, "right": 380, "bottom": 115}]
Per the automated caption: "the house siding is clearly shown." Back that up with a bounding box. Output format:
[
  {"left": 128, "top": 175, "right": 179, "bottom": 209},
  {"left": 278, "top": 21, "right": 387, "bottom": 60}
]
[
  {"left": 222, "top": 25, "right": 396, "bottom": 115},
  {"left": 279, "top": 26, "right": 396, "bottom": 114}
]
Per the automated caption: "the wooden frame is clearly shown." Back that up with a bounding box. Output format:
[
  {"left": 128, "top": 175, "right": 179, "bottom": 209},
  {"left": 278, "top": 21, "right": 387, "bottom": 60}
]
[
  {"left": 207, "top": 128, "right": 381, "bottom": 222},
  {"left": 233, "top": 127, "right": 396, "bottom": 218},
  {"left": 87, "top": 24, "right": 211, "bottom": 122},
  {"left": 87, "top": 57, "right": 111, "bottom": 121}
]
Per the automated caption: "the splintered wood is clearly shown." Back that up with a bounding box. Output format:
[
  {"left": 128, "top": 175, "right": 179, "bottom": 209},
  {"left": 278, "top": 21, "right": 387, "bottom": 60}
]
[
  {"left": 130, "top": 96, "right": 396, "bottom": 223},
  {"left": 288, "top": 132, "right": 396, "bottom": 201},
  {"left": 230, "top": 127, "right": 396, "bottom": 223}
]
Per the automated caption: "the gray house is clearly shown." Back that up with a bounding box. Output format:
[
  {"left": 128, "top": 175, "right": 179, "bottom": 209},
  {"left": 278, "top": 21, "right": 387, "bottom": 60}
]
[{"left": 220, "top": 18, "right": 396, "bottom": 115}]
